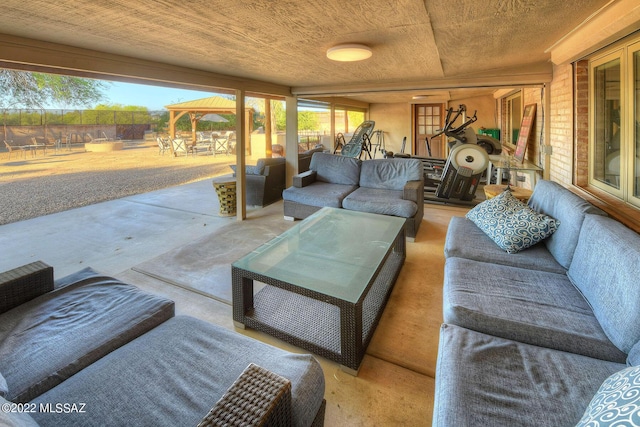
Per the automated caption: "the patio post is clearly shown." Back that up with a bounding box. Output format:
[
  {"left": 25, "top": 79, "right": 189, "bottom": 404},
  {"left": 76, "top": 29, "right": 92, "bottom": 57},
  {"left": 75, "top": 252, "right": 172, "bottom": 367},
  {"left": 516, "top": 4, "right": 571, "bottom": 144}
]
[
  {"left": 235, "top": 89, "right": 246, "bottom": 220},
  {"left": 264, "top": 99, "right": 272, "bottom": 157},
  {"left": 285, "top": 96, "right": 299, "bottom": 188}
]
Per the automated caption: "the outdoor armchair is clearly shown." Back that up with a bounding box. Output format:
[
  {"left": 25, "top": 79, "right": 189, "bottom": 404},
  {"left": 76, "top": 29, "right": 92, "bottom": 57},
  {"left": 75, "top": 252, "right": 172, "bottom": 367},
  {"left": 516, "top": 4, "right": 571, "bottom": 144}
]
[{"left": 4, "top": 140, "right": 29, "bottom": 160}]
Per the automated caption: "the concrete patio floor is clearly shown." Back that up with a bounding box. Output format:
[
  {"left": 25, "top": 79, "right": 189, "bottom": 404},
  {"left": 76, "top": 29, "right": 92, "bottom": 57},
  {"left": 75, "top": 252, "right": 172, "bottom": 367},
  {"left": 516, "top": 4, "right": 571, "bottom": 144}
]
[{"left": 0, "top": 178, "right": 467, "bottom": 425}]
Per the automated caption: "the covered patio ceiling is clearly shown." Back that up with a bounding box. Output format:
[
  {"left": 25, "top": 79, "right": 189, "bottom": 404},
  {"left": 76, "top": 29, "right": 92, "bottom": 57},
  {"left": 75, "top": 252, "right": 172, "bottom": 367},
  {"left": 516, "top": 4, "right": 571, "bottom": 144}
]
[{"left": 0, "top": 0, "right": 635, "bottom": 104}]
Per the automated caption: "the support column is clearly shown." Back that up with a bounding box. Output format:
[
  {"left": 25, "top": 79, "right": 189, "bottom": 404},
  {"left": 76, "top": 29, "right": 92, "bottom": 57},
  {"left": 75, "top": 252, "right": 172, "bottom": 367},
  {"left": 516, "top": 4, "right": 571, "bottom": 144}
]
[
  {"left": 236, "top": 89, "right": 246, "bottom": 220},
  {"left": 285, "top": 96, "right": 299, "bottom": 187},
  {"left": 265, "top": 99, "right": 272, "bottom": 158},
  {"left": 543, "top": 84, "right": 551, "bottom": 181},
  {"left": 330, "top": 104, "right": 336, "bottom": 152}
]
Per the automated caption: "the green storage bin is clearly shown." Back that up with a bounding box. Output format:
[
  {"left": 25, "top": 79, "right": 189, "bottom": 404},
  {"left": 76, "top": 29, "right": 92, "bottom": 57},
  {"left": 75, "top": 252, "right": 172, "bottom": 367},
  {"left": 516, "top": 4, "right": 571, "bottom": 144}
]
[{"left": 479, "top": 128, "right": 500, "bottom": 139}]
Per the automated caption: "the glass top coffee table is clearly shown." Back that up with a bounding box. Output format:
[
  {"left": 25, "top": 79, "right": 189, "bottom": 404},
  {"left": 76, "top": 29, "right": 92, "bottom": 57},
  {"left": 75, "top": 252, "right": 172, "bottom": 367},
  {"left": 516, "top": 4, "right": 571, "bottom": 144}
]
[{"left": 232, "top": 207, "right": 406, "bottom": 374}]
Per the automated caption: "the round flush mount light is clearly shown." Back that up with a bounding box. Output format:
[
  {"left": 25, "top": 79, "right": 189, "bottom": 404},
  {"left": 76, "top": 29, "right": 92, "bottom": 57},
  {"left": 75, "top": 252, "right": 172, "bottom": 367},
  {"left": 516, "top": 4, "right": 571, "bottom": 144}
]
[{"left": 327, "top": 44, "right": 372, "bottom": 62}]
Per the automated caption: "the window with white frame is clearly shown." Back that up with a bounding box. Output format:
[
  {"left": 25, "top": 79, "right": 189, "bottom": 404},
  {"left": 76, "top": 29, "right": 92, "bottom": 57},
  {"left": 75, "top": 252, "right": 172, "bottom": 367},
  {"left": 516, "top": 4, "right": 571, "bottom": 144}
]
[
  {"left": 589, "top": 39, "right": 640, "bottom": 207},
  {"left": 504, "top": 91, "right": 522, "bottom": 147}
]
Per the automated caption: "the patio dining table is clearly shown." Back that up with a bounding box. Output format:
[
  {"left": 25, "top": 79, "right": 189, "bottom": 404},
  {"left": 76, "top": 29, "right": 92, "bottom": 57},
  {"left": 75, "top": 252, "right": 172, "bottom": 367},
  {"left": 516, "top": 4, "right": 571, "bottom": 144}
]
[{"left": 27, "top": 138, "right": 48, "bottom": 156}]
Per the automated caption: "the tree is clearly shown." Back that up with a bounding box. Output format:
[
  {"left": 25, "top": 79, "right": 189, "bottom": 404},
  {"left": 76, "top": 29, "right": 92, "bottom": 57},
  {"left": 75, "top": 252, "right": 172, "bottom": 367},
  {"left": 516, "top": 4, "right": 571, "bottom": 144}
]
[
  {"left": 0, "top": 69, "right": 106, "bottom": 109},
  {"left": 0, "top": 69, "right": 106, "bottom": 140}
]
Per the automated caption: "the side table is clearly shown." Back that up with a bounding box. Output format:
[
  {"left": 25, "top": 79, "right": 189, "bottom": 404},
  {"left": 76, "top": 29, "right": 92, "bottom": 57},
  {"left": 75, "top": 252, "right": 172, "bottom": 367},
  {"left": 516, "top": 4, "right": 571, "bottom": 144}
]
[
  {"left": 212, "top": 176, "right": 237, "bottom": 216},
  {"left": 483, "top": 184, "right": 533, "bottom": 202}
]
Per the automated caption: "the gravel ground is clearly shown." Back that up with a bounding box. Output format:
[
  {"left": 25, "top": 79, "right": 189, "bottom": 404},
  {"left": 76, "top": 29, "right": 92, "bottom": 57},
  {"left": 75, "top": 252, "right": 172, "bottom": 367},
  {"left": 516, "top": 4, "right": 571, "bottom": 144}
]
[{"left": 0, "top": 141, "right": 236, "bottom": 225}]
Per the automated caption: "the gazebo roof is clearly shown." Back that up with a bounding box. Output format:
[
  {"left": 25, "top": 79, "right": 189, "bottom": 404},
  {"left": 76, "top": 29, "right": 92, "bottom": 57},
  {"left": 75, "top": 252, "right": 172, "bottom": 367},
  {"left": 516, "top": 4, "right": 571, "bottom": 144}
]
[{"left": 165, "top": 96, "right": 252, "bottom": 113}]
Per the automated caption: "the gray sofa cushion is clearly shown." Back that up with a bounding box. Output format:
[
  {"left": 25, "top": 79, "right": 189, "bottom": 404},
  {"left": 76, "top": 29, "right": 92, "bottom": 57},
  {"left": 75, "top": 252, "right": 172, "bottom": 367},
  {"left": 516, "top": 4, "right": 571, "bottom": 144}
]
[
  {"left": 628, "top": 340, "right": 640, "bottom": 366},
  {"left": 0, "top": 372, "right": 7, "bottom": 398},
  {"left": 343, "top": 187, "right": 417, "bottom": 218},
  {"left": 433, "top": 324, "right": 625, "bottom": 427},
  {"left": 283, "top": 182, "right": 357, "bottom": 208},
  {"left": 0, "top": 267, "right": 175, "bottom": 402},
  {"left": 444, "top": 256, "right": 627, "bottom": 362},
  {"left": 32, "top": 316, "right": 325, "bottom": 427},
  {"left": 568, "top": 214, "right": 640, "bottom": 354},
  {"left": 310, "top": 152, "right": 361, "bottom": 185},
  {"left": 528, "top": 180, "right": 606, "bottom": 269},
  {"left": 359, "top": 158, "right": 422, "bottom": 190},
  {"left": 444, "top": 217, "right": 567, "bottom": 274}
]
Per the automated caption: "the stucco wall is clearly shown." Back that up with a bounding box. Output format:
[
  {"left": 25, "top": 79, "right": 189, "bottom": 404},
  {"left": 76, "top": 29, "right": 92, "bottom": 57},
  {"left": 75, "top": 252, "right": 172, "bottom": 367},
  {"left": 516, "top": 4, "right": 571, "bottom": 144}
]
[
  {"left": 447, "top": 95, "right": 499, "bottom": 132},
  {"left": 369, "top": 103, "right": 412, "bottom": 155}
]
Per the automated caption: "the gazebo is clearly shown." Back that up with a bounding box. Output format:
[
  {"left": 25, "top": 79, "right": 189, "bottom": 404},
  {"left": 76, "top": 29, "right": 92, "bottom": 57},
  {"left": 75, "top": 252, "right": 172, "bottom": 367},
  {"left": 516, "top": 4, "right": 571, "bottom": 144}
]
[{"left": 165, "top": 96, "right": 254, "bottom": 144}]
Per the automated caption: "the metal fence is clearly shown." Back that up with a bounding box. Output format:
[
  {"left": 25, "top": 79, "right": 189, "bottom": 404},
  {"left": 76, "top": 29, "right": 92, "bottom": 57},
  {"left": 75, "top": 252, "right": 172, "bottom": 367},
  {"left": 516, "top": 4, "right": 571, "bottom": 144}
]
[{"left": 0, "top": 109, "right": 167, "bottom": 126}]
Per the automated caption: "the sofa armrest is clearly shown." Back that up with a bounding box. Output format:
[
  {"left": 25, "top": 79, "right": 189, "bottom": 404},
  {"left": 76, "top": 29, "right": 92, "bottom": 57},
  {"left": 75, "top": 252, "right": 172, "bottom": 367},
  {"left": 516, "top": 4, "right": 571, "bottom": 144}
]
[
  {"left": 403, "top": 180, "right": 423, "bottom": 202},
  {"left": 0, "top": 261, "right": 54, "bottom": 314},
  {"left": 293, "top": 170, "right": 317, "bottom": 188},
  {"left": 197, "top": 363, "right": 292, "bottom": 427}
]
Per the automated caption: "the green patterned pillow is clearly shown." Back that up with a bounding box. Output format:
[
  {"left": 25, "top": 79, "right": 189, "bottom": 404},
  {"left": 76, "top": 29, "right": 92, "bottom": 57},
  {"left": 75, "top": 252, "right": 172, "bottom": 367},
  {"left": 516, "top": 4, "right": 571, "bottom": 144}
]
[
  {"left": 576, "top": 366, "right": 640, "bottom": 426},
  {"left": 466, "top": 189, "right": 560, "bottom": 254}
]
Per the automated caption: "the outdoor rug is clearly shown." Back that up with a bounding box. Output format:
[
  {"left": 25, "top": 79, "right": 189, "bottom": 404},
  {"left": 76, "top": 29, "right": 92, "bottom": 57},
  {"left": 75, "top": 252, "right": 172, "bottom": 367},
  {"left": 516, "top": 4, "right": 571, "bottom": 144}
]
[{"left": 132, "top": 203, "right": 294, "bottom": 304}]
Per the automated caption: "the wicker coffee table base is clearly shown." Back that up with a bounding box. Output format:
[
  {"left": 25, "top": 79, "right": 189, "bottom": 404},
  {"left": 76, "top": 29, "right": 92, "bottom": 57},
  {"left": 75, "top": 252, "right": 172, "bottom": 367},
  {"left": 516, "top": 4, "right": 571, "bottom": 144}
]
[{"left": 232, "top": 229, "right": 405, "bottom": 375}]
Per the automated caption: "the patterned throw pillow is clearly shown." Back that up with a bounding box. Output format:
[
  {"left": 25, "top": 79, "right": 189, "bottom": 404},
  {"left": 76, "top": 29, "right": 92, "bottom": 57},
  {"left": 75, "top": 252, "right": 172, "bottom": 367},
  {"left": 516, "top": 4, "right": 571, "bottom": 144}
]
[
  {"left": 466, "top": 189, "right": 560, "bottom": 254},
  {"left": 576, "top": 366, "right": 640, "bottom": 426}
]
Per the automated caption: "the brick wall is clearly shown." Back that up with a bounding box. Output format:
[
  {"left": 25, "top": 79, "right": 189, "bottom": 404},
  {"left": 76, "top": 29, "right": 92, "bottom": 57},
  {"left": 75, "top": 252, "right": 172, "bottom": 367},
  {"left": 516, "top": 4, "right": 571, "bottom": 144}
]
[
  {"left": 548, "top": 62, "right": 575, "bottom": 186},
  {"left": 574, "top": 60, "right": 589, "bottom": 187}
]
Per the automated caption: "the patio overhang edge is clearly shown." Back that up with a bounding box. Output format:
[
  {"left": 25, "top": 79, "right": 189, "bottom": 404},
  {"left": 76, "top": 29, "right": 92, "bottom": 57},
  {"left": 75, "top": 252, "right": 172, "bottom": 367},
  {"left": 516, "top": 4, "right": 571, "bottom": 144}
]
[
  {"left": 291, "top": 61, "right": 553, "bottom": 97},
  {"left": 0, "top": 33, "right": 292, "bottom": 98}
]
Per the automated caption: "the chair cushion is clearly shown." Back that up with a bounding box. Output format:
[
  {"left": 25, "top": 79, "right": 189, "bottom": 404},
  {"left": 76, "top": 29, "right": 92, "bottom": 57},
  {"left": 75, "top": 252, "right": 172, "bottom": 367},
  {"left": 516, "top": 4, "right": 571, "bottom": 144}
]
[
  {"left": 576, "top": 366, "right": 640, "bottom": 426},
  {"left": 444, "top": 256, "right": 627, "bottom": 362},
  {"left": 358, "top": 158, "right": 423, "bottom": 190},
  {"left": 283, "top": 182, "right": 357, "bottom": 208},
  {"left": 309, "top": 153, "right": 361, "bottom": 185},
  {"left": 444, "top": 216, "right": 567, "bottom": 274},
  {"left": 0, "top": 267, "right": 175, "bottom": 402},
  {"left": 343, "top": 187, "right": 417, "bottom": 218},
  {"left": 568, "top": 214, "right": 640, "bottom": 354},
  {"left": 433, "top": 324, "right": 625, "bottom": 427},
  {"left": 31, "top": 316, "right": 325, "bottom": 427},
  {"left": 528, "top": 180, "right": 606, "bottom": 269},
  {"left": 230, "top": 157, "right": 285, "bottom": 176},
  {"left": 466, "top": 189, "right": 559, "bottom": 254}
]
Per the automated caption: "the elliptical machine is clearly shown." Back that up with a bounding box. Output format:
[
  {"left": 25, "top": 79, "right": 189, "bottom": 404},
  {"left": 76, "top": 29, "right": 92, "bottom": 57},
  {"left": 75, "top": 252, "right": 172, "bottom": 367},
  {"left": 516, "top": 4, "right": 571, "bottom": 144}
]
[
  {"left": 428, "top": 104, "right": 501, "bottom": 156},
  {"left": 390, "top": 104, "right": 500, "bottom": 202},
  {"left": 428, "top": 105, "right": 499, "bottom": 201}
]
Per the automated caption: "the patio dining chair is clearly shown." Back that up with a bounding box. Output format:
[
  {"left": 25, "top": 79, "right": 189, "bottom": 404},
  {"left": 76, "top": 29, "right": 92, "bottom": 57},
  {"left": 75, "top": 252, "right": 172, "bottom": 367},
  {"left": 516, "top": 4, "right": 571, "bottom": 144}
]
[
  {"left": 4, "top": 140, "right": 29, "bottom": 160},
  {"left": 170, "top": 137, "right": 194, "bottom": 157},
  {"left": 30, "top": 137, "right": 48, "bottom": 156},
  {"left": 157, "top": 137, "right": 170, "bottom": 155},
  {"left": 339, "top": 120, "right": 376, "bottom": 159},
  {"left": 212, "top": 135, "right": 230, "bottom": 156}
]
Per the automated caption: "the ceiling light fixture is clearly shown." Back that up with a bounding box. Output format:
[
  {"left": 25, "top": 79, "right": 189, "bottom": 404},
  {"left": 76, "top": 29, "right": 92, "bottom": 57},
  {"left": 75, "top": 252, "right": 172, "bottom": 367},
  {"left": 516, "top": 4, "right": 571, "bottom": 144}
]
[
  {"left": 327, "top": 44, "right": 372, "bottom": 62},
  {"left": 412, "top": 95, "right": 429, "bottom": 100}
]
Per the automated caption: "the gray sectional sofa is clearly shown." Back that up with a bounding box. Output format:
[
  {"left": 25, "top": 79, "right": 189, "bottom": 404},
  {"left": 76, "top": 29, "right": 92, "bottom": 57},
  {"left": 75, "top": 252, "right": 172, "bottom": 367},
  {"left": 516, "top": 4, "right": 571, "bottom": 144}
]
[
  {"left": 433, "top": 180, "right": 640, "bottom": 426},
  {"left": 282, "top": 152, "right": 424, "bottom": 239},
  {"left": 0, "top": 262, "right": 326, "bottom": 427}
]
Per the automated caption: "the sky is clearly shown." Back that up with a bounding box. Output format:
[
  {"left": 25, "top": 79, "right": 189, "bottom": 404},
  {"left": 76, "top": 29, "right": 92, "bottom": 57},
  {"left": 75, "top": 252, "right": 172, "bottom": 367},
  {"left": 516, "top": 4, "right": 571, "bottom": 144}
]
[{"left": 98, "top": 81, "right": 217, "bottom": 111}]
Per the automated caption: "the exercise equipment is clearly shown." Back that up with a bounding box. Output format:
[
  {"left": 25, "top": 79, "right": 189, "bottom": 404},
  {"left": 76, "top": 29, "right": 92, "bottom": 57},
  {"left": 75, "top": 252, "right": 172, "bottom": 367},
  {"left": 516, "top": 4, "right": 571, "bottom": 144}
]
[{"left": 435, "top": 143, "right": 489, "bottom": 201}]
